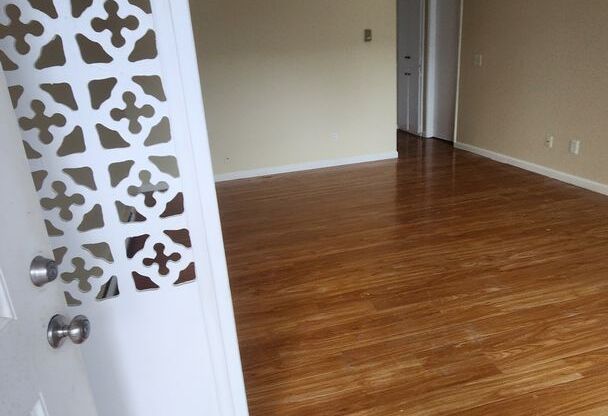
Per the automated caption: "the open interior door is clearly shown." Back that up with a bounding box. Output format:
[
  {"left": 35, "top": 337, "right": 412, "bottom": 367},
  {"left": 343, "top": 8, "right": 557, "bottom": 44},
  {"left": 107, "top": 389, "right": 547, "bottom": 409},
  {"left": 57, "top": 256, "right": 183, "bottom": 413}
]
[
  {"left": 398, "top": 0, "right": 424, "bottom": 133},
  {"left": 0, "top": 70, "right": 98, "bottom": 416},
  {"left": 0, "top": 1, "right": 248, "bottom": 415}
]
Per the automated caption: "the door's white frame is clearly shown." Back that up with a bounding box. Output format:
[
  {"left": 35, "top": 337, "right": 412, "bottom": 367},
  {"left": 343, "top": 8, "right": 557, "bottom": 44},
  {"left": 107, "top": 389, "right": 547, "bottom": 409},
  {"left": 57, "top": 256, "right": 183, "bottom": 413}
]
[
  {"left": 423, "top": 0, "right": 434, "bottom": 138},
  {"left": 154, "top": 1, "right": 248, "bottom": 414},
  {"left": 418, "top": 0, "right": 427, "bottom": 135},
  {"left": 453, "top": 0, "right": 464, "bottom": 145}
]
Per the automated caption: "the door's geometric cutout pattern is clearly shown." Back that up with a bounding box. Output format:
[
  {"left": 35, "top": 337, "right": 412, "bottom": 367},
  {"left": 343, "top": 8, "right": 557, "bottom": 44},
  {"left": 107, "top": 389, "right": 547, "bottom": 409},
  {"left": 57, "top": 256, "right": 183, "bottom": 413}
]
[
  {"left": 174, "top": 262, "right": 196, "bottom": 286},
  {"left": 116, "top": 200, "right": 146, "bottom": 223},
  {"left": 0, "top": 4, "right": 43, "bottom": 54},
  {"left": 96, "top": 123, "right": 130, "bottom": 149},
  {"left": 28, "top": 0, "right": 58, "bottom": 19},
  {"left": 143, "top": 243, "right": 180, "bottom": 276},
  {"left": 127, "top": 170, "right": 168, "bottom": 207},
  {"left": 8, "top": 84, "right": 23, "bottom": 107},
  {"left": 44, "top": 219, "right": 62, "bottom": 236},
  {"left": 144, "top": 116, "right": 171, "bottom": 146},
  {"left": 52, "top": 246, "right": 67, "bottom": 264},
  {"left": 0, "top": 267, "right": 16, "bottom": 333},
  {"left": 63, "top": 167, "right": 97, "bottom": 190},
  {"left": 149, "top": 155, "right": 179, "bottom": 177},
  {"left": 62, "top": 257, "right": 103, "bottom": 292},
  {"left": 40, "top": 181, "right": 84, "bottom": 220},
  {"left": 128, "top": 0, "right": 151, "bottom": 14},
  {"left": 96, "top": 275, "right": 119, "bottom": 300},
  {"left": 23, "top": 140, "right": 41, "bottom": 158},
  {"left": 160, "top": 192, "right": 184, "bottom": 218},
  {"left": 35, "top": 35, "right": 65, "bottom": 68},
  {"left": 30, "top": 394, "right": 51, "bottom": 416},
  {"left": 132, "top": 271, "right": 159, "bottom": 291},
  {"left": 126, "top": 234, "right": 148, "bottom": 258},
  {"left": 110, "top": 91, "right": 154, "bottom": 133},
  {"left": 57, "top": 126, "right": 86, "bottom": 156},
  {"left": 128, "top": 29, "right": 156, "bottom": 61},
  {"left": 40, "top": 82, "right": 77, "bottom": 110},
  {"left": 77, "top": 204, "right": 104, "bottom": 231},
  {"left": 0, "top": 48, "right": 17, "bottom": 70},
  {"left": 0, "top": 0, "right": 198, "bottom": 306},
  {"left": 132, "top": 75, "right": 166, "bottom": 101},
  {"left": 88, "top": 77, "right": 117, "bottom": 109},
  {"left": 31, "top": 169, "right": 47, "bottom": 191},
  {"left": 82, "top": 242, "right": 114, "bottom": 263},
  {"left": 18, "top": 100, "right": 66, "bottom": 144},
  {"left": 91, "top": 1, "right": 139, "bottom": 48},
  {"left": 64, "top": 291, "right": 82, "bottom": 306},
  {"left": 71, "top": 0, "right": 93, "bottom": 18},
  {"left": 108, "top": 160, "right": 134, "bottom": 187},
  {"left": 164, "top": 229, "right": 192, "bottom": 248},
  {"left": 76, "top": 34, "right": 112, "bottom": 63}
]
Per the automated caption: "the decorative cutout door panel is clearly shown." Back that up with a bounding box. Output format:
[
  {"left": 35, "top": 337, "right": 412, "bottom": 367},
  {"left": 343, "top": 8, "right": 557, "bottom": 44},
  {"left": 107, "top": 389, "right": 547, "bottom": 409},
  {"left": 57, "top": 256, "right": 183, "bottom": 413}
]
[{"left": 0, "top": 1, "right": 248, "bottom": 415}]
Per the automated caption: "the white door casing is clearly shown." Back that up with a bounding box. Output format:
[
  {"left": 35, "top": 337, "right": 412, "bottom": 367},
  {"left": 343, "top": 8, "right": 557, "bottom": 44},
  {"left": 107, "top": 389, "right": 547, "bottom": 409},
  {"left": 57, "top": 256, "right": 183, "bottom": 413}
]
[
  {"left": 0, "top": 1, "right": 248, "bottom": 415},
  {"left": 397, "top": 0, "right": 424, "bottom": 134},
  {"left": 424, "top": 0, "right": 461, "bottom": 141},
  {"left": 0, "top": 69, "right": 98, "bottom": 416}
]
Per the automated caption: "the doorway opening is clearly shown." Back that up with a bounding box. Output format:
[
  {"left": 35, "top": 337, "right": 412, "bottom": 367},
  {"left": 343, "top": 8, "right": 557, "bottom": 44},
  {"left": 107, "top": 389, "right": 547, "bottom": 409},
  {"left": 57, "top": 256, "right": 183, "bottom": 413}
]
[{"left": 397, "top": 0, "right": 462, "bottom": 142}]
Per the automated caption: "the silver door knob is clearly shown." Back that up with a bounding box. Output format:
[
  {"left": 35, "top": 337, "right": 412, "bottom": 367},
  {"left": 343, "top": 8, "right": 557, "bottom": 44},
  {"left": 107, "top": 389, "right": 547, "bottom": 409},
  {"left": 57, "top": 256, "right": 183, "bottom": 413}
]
[
  {"left": 47, "top": 314, "right": 91, "bottom": 349},
  {"left": 30, "top": 255, "right": 58, "bottom": 287}
]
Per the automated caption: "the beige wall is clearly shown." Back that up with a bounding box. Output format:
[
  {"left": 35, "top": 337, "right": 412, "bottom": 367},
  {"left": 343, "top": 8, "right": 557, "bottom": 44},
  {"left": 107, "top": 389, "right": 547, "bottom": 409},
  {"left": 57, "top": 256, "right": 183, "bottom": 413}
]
[
  {"left": 190, "top": 0, "right": 396, "bottom": 175},
  {"left": 458, "top": 0, "right": 608, "bottom": 185}
]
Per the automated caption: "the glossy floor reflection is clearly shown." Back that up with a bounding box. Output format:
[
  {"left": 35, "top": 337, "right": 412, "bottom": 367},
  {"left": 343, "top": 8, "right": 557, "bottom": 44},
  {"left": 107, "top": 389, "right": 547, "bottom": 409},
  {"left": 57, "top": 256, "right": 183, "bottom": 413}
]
[{"left": 217, "top": 134, "right": 608, "bottom": 415}]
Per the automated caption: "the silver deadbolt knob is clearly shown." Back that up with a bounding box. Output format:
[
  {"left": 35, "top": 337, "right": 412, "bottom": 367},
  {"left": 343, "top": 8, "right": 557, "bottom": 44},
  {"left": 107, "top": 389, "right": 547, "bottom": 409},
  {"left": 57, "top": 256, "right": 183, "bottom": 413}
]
[
  {"left": 47, "top": 314, "right": 91, "bottom": 349},
  {"left": 30, "top": 255, "right": 58, "bottom": 287}
]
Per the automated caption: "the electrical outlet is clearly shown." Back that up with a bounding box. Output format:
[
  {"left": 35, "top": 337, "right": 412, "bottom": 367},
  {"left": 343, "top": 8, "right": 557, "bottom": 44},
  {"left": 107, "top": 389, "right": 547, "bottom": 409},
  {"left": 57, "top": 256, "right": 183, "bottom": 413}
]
[
  {"left": 545, "top": 135, "right": 554, "bottom": 149},
  {"left": 569, "top": 139, "right": 581, "bottom": 155},
  {"left": 330, "top": 132, "right": 339, "bottom": 142}
]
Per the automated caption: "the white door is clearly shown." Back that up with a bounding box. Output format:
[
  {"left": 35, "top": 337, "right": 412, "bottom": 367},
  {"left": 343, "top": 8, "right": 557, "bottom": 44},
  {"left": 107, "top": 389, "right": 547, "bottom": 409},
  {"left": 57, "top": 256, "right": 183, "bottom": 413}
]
[
  {"left": 0, "top": 70, "right": 98, "bottom": 416},
  {"left": 0, "top": 1, "right": 248, "bottom": 415},
  {"left": 397, "top": 0, "right": 424, "bottom": 133}
]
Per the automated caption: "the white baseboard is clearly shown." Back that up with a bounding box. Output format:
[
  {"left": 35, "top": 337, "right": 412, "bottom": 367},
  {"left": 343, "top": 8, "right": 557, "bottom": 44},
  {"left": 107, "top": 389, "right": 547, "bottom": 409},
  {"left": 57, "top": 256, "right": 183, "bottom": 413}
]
[
  {"left": 455, "top": 142, "right": 608, "bottom": 197},
  {"left": 214, "top": 151, "right": 399, "bottom": 182}
]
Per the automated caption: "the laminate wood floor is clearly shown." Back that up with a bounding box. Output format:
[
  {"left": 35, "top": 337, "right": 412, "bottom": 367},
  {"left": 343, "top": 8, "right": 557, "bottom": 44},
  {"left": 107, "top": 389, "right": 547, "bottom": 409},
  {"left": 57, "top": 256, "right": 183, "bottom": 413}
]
[{"left": 216, "top": 135, "right": 608, "bottom": 415}]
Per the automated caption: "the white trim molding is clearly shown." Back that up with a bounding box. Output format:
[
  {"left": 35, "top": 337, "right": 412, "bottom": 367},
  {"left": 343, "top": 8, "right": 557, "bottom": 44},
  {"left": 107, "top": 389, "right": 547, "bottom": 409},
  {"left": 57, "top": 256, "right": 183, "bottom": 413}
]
[
  {"left": 215, "top": 151, "right": 399, "bottom": 182},
  {"left": 453, "top": 0, "right": 464, "bottom": 144},
  {"left": 163, "top": 1, "right": 249, "bottom": 414},
  {"left": 455, "top": 142, "right": 608, "bottom": 196}
]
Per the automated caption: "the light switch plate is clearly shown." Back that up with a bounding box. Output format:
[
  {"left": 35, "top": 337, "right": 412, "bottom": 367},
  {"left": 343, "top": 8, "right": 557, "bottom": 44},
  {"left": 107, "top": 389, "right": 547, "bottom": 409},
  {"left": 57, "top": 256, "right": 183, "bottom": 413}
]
[
  {"left": 364, "top": 29, "right": 372, "bottom": 42},
  {"left": 569, "top": 139, "right": 581, "bottom": 155},
  {"left": 474, "top": 54, "right": 483, "bottom": 67}
]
